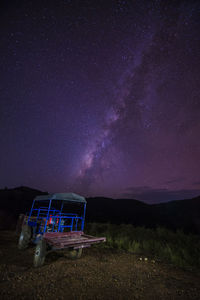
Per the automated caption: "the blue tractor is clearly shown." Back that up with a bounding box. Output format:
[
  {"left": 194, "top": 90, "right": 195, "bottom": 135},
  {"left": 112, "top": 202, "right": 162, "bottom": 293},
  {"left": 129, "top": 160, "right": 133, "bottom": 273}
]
[{"left": 18, "top": 193, "right": 106, "bottom": 267}]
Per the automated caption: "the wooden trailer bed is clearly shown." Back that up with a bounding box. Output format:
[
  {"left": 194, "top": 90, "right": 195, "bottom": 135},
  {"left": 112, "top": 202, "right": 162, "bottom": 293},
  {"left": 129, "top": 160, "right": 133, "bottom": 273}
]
[{"left": 43, "top": 231, "right": 106, "bottom": 249}]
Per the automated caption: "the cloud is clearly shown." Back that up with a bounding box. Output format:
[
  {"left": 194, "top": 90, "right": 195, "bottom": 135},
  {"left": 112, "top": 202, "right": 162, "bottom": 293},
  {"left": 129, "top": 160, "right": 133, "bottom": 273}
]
[
  {"left": 164, "top": 177, "right": 185, "bottom": 185},
  {"left": 122, "top": 186, "right": 200, "bottom": 204}
]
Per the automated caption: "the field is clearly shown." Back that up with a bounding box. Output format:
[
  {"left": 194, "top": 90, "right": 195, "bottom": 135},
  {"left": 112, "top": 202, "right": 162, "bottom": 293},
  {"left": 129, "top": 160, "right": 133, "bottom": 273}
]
[
  {"left": 85, "top": 223, "right": 200, "bottom": 269},
  {"left": 0, "top": 226, "right": 200, "bottom": 299}
]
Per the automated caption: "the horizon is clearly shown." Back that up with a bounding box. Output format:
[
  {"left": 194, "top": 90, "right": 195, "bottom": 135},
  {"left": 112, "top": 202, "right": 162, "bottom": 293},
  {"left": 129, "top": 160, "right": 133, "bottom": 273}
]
[
  {"left": 1, "top": 185, "right": 200, "bottom": 205},
  {"left": 1, "top": 1, "right": 200, "bottom": 204}
]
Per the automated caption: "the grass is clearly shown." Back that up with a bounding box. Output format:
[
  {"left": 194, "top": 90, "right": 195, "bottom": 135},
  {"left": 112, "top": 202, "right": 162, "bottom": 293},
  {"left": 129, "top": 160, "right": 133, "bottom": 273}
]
[{"left": 85, "top": 223, "right": 200, "bottom": 269}]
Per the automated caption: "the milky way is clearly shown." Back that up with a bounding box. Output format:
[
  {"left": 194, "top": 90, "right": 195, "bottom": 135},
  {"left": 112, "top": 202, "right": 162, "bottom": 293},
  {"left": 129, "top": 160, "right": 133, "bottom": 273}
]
[{"left": 1, "top": 0, "right": 200, "bottom": 202}]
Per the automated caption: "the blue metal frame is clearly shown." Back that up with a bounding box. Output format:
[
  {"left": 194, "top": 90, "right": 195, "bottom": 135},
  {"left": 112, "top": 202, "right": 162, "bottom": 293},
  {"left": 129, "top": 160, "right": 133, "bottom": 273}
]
[
  {"left": 26, "top": 197, "right": 86, "bottom": 239},
  {"left": 81, "top": 203, "right": 86, "bottom": 231}
]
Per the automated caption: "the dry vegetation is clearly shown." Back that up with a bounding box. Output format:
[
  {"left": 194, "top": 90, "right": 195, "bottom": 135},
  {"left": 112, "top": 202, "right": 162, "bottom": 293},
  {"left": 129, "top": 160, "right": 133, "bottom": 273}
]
[
  {"left": 0, "top": 228, "right": 200, "bottom": 299},
  {"left": 85, "top": 223, "right": 200, "bottom": 269}
]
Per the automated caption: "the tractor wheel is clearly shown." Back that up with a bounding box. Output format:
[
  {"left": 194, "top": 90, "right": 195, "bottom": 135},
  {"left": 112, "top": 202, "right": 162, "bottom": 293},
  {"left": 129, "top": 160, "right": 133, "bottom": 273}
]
[
  {"left": 18, "top": 225, "right": 31, "bottom": 250},
  {"left": 68, "top": 247, "right": 82, "bottom": 259},
  {"left": 16, "top": 214, "right": 25, "bottom": 236},
  {"left": 33, "top": 239, "right": 46, "bottom": 268}
]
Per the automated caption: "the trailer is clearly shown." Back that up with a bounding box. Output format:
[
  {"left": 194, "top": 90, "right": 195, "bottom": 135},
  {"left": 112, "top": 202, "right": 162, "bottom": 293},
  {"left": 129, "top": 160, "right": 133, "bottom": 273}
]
[{"left": 18, "top": 193, "right": 106, "bottom": 267}]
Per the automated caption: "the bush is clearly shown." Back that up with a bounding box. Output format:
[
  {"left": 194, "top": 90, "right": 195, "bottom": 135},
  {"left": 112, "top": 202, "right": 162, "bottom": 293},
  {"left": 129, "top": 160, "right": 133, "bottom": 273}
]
[{"left": 85, "top": 223, "right": 200, "bottom": 269}]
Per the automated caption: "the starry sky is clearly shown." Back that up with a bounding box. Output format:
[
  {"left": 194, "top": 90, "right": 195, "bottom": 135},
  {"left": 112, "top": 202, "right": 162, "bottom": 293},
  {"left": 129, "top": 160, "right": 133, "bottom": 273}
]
[{"left": 1, "top": 0, "right": 200, "bottom": 203}]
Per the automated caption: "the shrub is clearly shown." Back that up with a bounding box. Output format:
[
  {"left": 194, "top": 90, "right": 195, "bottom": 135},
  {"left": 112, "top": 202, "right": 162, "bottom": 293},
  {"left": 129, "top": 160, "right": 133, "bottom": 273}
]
[{"left": 85, "top": 223, "right": 200, "bottom": 269}]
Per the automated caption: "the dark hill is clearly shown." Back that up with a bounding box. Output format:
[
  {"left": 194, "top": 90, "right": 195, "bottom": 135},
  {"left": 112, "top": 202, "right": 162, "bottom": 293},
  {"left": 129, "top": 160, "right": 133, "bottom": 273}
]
[
  {"left": 86, "top": 196, "right": 200, "bottom": 233},
  {"left": 0, "top": 187, "right": 200, "bottom": 233},
  {"left": 86, "top": 197, "right": 151, "bottom": 226},
  {"left": 152, "top": 196, "right": 200, "bottom": 233},
  {"left": 0, "top": 186, "right": 48, "bottom": 217}
]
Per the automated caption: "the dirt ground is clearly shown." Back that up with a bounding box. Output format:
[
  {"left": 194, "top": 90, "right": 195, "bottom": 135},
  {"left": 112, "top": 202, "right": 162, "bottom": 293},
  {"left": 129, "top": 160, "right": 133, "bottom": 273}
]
[{"left": 0, "top": 231, "right": 200, "bottom": 300}]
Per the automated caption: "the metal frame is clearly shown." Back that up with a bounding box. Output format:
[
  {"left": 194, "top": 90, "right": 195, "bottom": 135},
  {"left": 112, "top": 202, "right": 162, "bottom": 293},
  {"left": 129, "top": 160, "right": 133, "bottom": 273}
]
[
  {"left": 26, "top": 195, "right": 86, "bottom": 239},
  {"left": 19, "top": 193, "right": 106, "bottom": 267}
]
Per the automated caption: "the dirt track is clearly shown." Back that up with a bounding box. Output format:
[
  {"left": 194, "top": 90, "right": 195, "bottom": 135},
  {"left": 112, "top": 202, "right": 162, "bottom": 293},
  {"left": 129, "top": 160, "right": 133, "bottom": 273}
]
[{"left": 0, "top": 231, "right": 200, "bottom": 300}]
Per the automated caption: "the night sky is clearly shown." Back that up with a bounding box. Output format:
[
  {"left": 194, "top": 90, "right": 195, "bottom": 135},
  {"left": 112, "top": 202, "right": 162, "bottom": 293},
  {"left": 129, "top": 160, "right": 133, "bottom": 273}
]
[{"left": 1, "top": 0, "right": 200, "bottom": 203}]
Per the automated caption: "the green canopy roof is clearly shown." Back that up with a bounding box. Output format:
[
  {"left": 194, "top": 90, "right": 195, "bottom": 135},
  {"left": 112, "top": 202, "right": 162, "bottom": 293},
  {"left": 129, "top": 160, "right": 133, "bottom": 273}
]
[{"left": 34, "top": 193, "right": 86, "bottom": 203}]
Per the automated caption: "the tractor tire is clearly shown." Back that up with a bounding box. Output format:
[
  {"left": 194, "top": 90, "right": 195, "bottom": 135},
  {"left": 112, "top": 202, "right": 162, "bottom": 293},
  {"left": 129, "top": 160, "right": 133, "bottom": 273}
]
[
  {"left": 16, "top": 214, "right": 25, "bottom": 236},
  {"left": 68, "top": 247, "right": 82, "bottom": 260},
  {"left": 18, "top": 225, "right": 31, "bottom": 250},
  {"left": 33, "top": 239, "right": 46, "bottom": 268}
]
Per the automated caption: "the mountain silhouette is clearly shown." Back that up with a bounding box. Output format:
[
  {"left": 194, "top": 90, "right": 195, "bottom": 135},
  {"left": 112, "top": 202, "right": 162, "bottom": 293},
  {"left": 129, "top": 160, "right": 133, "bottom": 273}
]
[{"left": 0, "top": 186, "right": 200, "bottom": 233}]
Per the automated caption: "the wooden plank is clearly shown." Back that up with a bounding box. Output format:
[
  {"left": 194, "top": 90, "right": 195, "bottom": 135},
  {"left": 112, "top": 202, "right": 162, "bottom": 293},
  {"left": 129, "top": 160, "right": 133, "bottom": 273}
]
[
  {"left": 54, "top": 240, "right": 104, "bottom": 249},
  {"left": 44, "top": 231, "right": 83, "bottom": 238},
  {"left": 47, "top": 236, "right": 106, "bottom": 248},
  {"left": 44, "top": 236, "right": 88, "bottom": 244},
  {"left": 45, "top": 233, "right": 105, "bottom": 242},
  {"left": 46, "top": 236, "right": 106, "bottom": 243},
  {"left": 45, "top": 235, "right": 86, "bottom": 240},
  {"left": 43, "top": 231, "right": 106, "bottom": 248}
]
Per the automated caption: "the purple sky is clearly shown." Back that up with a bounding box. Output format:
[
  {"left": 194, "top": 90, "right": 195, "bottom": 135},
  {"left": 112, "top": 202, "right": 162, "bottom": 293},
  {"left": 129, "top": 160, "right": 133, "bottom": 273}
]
[{"left": 1, "top": 0, "right": 200, "bottom": 203}]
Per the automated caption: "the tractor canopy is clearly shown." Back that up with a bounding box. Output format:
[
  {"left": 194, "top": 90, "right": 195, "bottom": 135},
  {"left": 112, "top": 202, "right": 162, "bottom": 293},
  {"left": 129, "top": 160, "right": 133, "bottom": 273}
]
[{"left": 34, "top": 193, "right": 86, "bottom": 204}]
